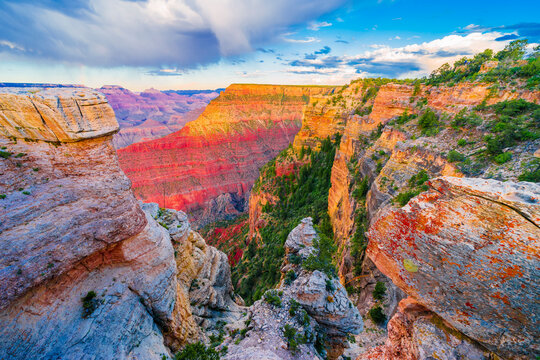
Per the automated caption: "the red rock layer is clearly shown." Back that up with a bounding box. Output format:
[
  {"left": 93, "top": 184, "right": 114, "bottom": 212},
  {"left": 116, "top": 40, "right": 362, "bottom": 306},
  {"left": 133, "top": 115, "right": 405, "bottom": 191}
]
[
  {"left": 117, "top": 84, "right": 334, "bottom": 227},
  {"left": 100, "top": 85, "right": 219, "bottom": 148}
]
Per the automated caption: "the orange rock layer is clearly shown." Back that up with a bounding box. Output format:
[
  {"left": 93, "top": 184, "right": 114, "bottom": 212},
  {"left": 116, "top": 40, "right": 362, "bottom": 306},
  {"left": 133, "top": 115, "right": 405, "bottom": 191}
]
[{"left": 117, "top": 84, "right": 333, "bottom": 227}]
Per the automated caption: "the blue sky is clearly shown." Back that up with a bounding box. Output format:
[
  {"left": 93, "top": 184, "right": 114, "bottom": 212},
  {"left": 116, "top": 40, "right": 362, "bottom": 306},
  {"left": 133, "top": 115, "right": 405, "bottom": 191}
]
[{"left": 0, "top": 0, "right": 538, "bottom": 91}]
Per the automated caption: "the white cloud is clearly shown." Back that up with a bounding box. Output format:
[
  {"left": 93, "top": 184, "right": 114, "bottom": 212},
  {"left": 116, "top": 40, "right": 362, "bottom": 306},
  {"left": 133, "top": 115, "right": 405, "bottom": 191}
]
[
  {"left": 308, "top": 21, "right": 332, "bottom": 31},
  {"left": 0, "top": 0, "right": 345, "bottom": 67},
  {"left": 286, "top": 32, "right": 513, "bottom": 79}
]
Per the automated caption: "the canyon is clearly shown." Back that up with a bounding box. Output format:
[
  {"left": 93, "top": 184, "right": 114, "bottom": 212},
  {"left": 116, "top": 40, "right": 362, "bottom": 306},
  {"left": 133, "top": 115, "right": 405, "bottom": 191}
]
[
  {"left": 100, "top": 85, "right": 221, "bottom": 148},
  {"left": 0, "top": 48, "right": 539, "bottom": 360},
  {"left": 117, "top": 84, "right": 334, "bottom": 228}
]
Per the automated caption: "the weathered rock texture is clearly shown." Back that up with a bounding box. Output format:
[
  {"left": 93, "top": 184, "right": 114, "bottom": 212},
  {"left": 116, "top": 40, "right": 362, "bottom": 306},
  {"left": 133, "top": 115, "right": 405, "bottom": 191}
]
[
  {"left": 0, "top": 87, "right": 187, "bottom": 359},
  {"left": 118, "top": 84, "right": 333, "bottom": 228},
  {"left": 100, "top": 86, "right": 219, "bottom": 148},
  {"left": 367, "top": 177, "right": 540, "bottom": 359},
  {"left": 223, "top": 218, "right": 362, "bottom": 360}
]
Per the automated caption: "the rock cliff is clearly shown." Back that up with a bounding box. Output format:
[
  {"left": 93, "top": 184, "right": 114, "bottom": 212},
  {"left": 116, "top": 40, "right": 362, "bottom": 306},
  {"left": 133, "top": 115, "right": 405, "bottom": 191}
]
[
  {"left": 0, "top": 86, "right": 185, "bottom": 358},
  {"left": 0, "top": 87, "right": 240, "bottom": 359},
  {"left": 100, "top": 86, "right": 219, "bottom": 148},
  {"left": 117, "top": 84, "right": 334, "bottom": 228}
]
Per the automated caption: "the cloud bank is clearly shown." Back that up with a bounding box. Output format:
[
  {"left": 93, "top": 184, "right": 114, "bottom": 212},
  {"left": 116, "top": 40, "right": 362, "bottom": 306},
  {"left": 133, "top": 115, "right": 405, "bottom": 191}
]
[
  {"left": 0, "top": 0, "right": 345, "bottom": 68},
  {"left": 286, "top": 32, "right": 513, "bottom": 79}
]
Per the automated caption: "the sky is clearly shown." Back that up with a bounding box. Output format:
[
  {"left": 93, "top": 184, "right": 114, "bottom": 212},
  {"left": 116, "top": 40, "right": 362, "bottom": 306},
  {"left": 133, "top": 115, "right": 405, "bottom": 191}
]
[{"left": 0, "top": 0, "right": 539, "bottom": 91}]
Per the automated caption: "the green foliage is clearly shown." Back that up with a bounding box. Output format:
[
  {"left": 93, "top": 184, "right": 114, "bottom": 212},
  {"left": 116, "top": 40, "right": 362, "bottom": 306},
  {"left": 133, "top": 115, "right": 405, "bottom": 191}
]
[
  {"left": 0, "top": 194, "right": 5, "bottom": 199},
  {"left": 303, "top": 231, "right": 337, "bottom": 278},
  {"left": 373, "top": 281, "right": 386, "bottom": 301},
  {"left": 451, "top": 108, "right": 482, "bottom": 129},
  {"left": 394, "top": 170, "right": 429, "bottom": 207},
  {"left": 395, "top": 110, "right": 417, "bottom": 124},
  {"left": 485, "top": 100, "right": 540, "bottom": 156},
  {"left": 494, "top": 152, "right": 512, "bottom": 164},
  {"left": 518, "top": 159, "right": 540, "bottom": 182},
  {"left": 82, "top": 291, "right": 99, "bottom": 318},
  {"left": 289, "top": 299, "right": 300, "bottom": 316},
  {"left": 0, "top": 150, "right": 12, "bottom": 159},
  {"left": 369, "top": 306, "right": 387, "bottom": 325},
  {"left": 284, "top": 270, "right": 297, "bottom": 285},
  {"left": 354, "top": 105, "right": 373, "bottom": 116},
  {"left": 447, "top": 150, "right": 466, "bottom": 163},
  {"left": 232, "top": 136, "right": 340, "bottom": 305},
  {"left": 418, "top": 108, "right": 440, "bottom": 136},
  {"left": 370, "top": 123, "right": 384, "bottom": 140},
  {"left": 282, "top": 324, "right": 306, "bottom": 353},
  {"left": 175, "top": 342, "right": 221, "bottom": 360},
  {"left": 263, "top": 290, "right": 282, "bottom": 307},
  {"left": 394, "top": 190, "right": 419, "bottom": 207},
  {"left": 495, "top": 39, "right": 528, "bottom": 61},
  {"left": 457, "top": 139, "right": 467, "bottom": 147}
]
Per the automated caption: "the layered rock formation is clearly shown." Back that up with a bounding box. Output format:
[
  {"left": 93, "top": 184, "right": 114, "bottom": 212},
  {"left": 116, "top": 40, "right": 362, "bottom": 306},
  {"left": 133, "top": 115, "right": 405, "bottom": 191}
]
[
  {"left": 100, "top": 86, "right": 220, "bottom": 148},
  {"left": 118, "top": 84, "right": 334, "bottom": 228},
  {"left": 366, "top": 177, "right": 540, "bottom": 359},
  {"left": 0, "top": 87, "right": 186, "bottom": 358}
]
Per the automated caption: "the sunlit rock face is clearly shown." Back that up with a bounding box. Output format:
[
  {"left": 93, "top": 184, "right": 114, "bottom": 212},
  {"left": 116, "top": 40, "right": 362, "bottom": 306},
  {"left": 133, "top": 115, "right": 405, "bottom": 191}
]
[
  {"left": 0, "top": 87, "right": 186, "bottom": 359},
  {"left": 367, "top": 177, "right": 540, "bottom": 359},
  {"left": 100, "top": 86, "right": 219, "bottom": 148},
  {"left": 117, "top": 84, "right": 334, "bottom": 228}
]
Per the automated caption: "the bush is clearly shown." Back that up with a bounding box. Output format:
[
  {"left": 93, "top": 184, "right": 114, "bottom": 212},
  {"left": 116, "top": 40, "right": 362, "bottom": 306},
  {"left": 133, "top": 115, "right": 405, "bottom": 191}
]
[
  {"left": 82, "top": 291, "right": 99, "bottom": 318},
  {"left": 289, "top": 299, "right": 300, "bottom": 316},
  {"left": 264, "top": 290, "right": 282, "bottom": 307},
  {"left": 284, "top": 270, "right": 297, "bottom": 285},
  {"left": 494, "top": 152, "right": 512, "bottom": 164},
  {"left": 175, "top": 342, "right": 221, "bottom": 360},
  {"left": 418, "top": 108, "right": 439, "bottom": 136},
  {"left": 447, "top": 150, "right": 466, "bottom": 163},
  {"left": 303, "top": 232, "right": 337, "bottom": 278},
  {"left": 282, "top": 324, "right": 305, "bottom": 353},
  {"left": 369, "top": 306, "right": 387, "bottom": 325},
  {"left": 395, "top": 111, "right": 416, "bottom": 124},
  {"left": 451, "top": 108, "right": 482, "bottom": 129},
  {"left": 457, "top": 139, "right": 467, "bottom": 147},
  {"left": 373, "top": 281, "right": 386, "bottom": 301},
  {"left": 394, "top": 190, "right": 419, "bottom": 207}
]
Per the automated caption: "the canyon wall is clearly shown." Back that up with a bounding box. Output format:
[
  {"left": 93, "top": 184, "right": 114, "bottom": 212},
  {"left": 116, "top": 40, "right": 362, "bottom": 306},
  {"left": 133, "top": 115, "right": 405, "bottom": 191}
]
[
  {"left": 100, "top": 85, "right": 220, "bottom": 148},
  {"left": 117, "top": 84, "right": 334, "bottom": 228},
  {"left": 243, "top": 77, "right": 540, "bottom": 359}
]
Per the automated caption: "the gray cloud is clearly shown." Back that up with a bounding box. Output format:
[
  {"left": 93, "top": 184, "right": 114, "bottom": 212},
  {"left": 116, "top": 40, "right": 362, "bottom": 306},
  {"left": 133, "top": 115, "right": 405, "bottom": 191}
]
[{"left": 0, "top": 0, "right": 345, "bottom": 68}]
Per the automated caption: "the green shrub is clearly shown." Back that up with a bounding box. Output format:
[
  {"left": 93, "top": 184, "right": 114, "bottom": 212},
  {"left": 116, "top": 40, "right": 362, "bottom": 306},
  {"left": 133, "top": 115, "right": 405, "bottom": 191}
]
[
  {"left": 284, "top": 270, "right": 297, "bottom": 285},
  {"left": 289, "top": 299, "right": 300, "bottom": 316},
  {"left": 451, "top": 108, "right": 482, "bottom": 128},
  {"left": 0, "top": 194, "right": 5, "bottom": 199},
  {"left": 372, "top": 281, "right": 386, "bottom": 301},
  {"left": 175, "top": 342, "right": 221, "bottom": 360},
  {"left": 0, "top": 150, "right": 12, "bottom": 159},
  {"left": 494, "top": 152, "right": 512, "bottom": 164},
  {"left": 369, "top": 306, "right": 387, "bottom": 325},
  {"left": 303, "top": 232, "right": 337, "bottom": 278},
  {"left": 457, "top": 139, "right": 467, "bottom": 147},
  {"left": 395, "top": 111, "right": 416, "bottom": 124},
  {"left": 82, "top": 291, "right": 99, "bottom": 318},
  {"left": 264, "top": 290, "right": 282, "bottom": 307},
  {"left": 447, "top": 150, "right": 466, "bottom": 163},
  {"left": 418, "top": 108, "right": 439, "bottom": 136},
  {"left": 394, "top": 190, "right": 419, "bottom": 207},
  {"left": 282, "top": 324, "right": 305, "bottom": 353}
]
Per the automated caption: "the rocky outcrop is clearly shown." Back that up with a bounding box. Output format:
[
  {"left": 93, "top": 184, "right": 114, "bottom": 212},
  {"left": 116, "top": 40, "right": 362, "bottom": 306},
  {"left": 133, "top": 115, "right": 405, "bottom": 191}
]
[
  {"left": 223, "top": 218, "right": 362, "bottom": 360},
  {"left": 149, "top": 204, "right": 244, "bottom": 337},
  {"left": 0, "top": 87, "right": 188, "bottom": 358},
  {"left": 367, "top": 177, "right": 540, "bottom": 359},
  {"left": 118, "top": 84, "right": 333, "bottom": 228},
  {"left": 100, "top": 86, "right": 219, "bottom": 148},
  {"left": 359, "top": 298, "right": 492, "bottom": 360}
]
